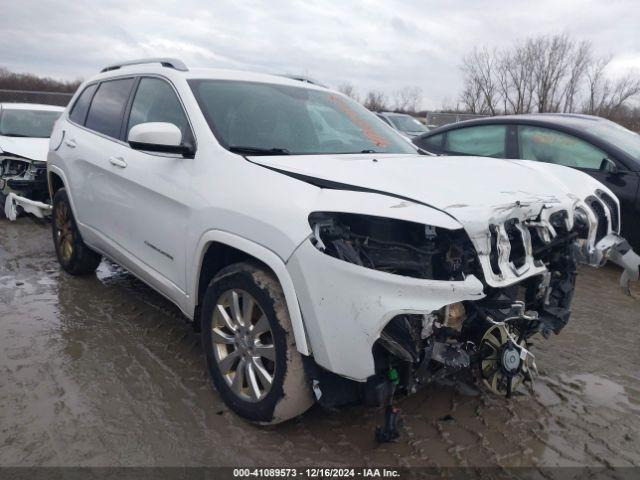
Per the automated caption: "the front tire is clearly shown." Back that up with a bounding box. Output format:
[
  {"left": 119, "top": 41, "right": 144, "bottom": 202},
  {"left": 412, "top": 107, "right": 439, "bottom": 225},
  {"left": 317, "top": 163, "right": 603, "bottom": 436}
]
[
  {"left": 51, "top": 188, "right": 101, "bottom": 275},
  {"left": 201, "top": 262, "right": 314, "bottom": 424}
]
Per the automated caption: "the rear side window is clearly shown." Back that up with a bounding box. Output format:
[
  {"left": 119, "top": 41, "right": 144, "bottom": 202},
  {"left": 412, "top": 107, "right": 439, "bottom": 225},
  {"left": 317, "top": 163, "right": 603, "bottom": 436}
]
[
  {"left": 85, "top": 78, "right": 135, "bottom": 138},
  {"left": 127, "top": 77, "right": 192, "bottom": 143},
  {"left": 69, "top": 83, "right": 97, "bottom": 125},
  {"left": 518, "top": 126, "right": 607, "bottom": 170},
  {"left": 445, "top": 125, "right": 507, "bottom": 157}
]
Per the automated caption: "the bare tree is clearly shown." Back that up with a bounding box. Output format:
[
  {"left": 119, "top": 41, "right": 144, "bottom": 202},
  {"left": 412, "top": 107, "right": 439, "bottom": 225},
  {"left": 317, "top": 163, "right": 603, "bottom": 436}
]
[
  {"left": 458, "top": 34, "right": 640, "bottom": 124},
  {"left": 460, "top": 76, "right": 487, "bottom": 114},
  {"left": 393, "top": 86, "right": 423, "bottom": 113},
  {"left": 363, "top": 90, "right": 388, "bottom": 111},
  {"left": 607, "top": 74, "right": 640, "bottom": 113},
  {"left": 461, "top": 47, "right": 499, "bottom": 115},
  {"left": 561, "top": 40, "right": 591, "bottom": 112},
  {"left": 530, "top": 34, "right": 571, "bottom": 112},
  {"left": 584, "top": 56, "right": 610, "bottom": 114},
  {"left": 337, "top": 82, "right": 360, "bottom": 103},
  {"left": 496, "top": 41, "right": 536, "bottom": 114},
  {"left": 584, "top": 57, "right": 640, "bottom": 116}
]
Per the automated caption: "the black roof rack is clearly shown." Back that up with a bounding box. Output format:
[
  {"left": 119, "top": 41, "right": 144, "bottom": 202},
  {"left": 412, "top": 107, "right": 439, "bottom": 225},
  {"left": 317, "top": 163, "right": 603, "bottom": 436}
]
[
  {"left": 100, "top": 58, "right": 188, "bottom": 73},
  {"left": 280, "top": 74, "right": 327, "bottom": 88}
]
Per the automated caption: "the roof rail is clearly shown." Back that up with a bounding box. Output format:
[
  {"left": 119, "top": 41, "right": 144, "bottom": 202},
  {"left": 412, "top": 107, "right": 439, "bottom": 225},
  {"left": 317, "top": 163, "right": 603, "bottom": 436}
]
[
  {"left": 280, "top": 74, "right": 327, "bottom": 88},
  {"left": 100, "top": 58, "right": 188, "bottom": 73}
]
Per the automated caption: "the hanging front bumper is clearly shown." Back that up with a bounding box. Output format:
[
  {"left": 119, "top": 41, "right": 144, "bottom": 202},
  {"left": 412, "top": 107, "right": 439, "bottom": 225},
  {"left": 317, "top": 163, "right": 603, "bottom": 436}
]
[
  {"left": 581, "top": 234, "right": 640, "bottom": 296},
  {"left": 4, "top": 192, "right": 52, "bottom": 221}
]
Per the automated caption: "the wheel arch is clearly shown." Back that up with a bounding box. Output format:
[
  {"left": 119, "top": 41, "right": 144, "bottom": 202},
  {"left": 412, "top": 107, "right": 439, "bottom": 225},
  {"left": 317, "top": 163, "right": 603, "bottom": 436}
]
[
  {"left": 47, "top": 166, "right": 87, "bottom": 248},
  {"left": 191, "top": 230, "right": 310, "bottom": 356},
  {"left": 48, "top": 168, "right": 67, "bottom": 198}
]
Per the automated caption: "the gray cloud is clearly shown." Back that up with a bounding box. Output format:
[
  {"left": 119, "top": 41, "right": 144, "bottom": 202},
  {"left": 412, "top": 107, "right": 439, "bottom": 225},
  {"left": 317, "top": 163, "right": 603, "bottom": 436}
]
[{"left": 3, "top": 0, "right": 640, "bottom": 109}]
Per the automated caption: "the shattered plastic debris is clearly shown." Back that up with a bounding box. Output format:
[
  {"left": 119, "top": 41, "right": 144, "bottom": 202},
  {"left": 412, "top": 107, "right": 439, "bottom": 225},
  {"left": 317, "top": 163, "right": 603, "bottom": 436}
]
[{"left": 4, "top": 192, "right": 52, "bottom": 221}]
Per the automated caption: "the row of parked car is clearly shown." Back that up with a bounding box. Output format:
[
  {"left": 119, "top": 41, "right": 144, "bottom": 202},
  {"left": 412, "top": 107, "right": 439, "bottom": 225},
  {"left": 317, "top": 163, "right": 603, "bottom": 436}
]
[
  {"left": 2, "top": 59, "right": 639, "bottom": 432},
  {"left": 374, "top": 110, "right": 640, "bottom": 252},
  {"left": 374, "top": 111, "right": 640, "bottom": 253},
  {"left": 412, "top": 114, "right": 640, "bottom": 251},
  {"left": 5, "top": 103, "right": 639, "bottom": 253}
]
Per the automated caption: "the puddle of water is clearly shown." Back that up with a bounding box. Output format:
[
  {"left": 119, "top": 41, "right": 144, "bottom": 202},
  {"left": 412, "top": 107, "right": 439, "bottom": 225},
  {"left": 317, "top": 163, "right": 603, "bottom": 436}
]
[
  {"left": 559, "top": 373, "right": 640, "bottom": 413},
  {"left": 2, "top": 218, "right": 640, "bottom": 469}
]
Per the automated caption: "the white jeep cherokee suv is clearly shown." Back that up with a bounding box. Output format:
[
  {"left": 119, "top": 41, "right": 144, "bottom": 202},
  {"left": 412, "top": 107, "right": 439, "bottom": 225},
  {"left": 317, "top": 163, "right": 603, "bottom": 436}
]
[{"left": 48, "top": 58, "right": 639, "bottom": 425}]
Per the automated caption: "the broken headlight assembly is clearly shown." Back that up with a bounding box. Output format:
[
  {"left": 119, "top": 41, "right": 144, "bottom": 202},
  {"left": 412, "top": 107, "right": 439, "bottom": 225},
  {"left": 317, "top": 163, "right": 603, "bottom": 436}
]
[{"left": 308, "top": 212, "right": 479, "bottom": 281}]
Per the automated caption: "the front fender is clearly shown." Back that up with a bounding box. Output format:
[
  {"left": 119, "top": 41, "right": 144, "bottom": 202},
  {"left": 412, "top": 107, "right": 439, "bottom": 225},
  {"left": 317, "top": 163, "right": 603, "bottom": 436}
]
[{"left": 190, "top": 229, "right": 310, "bottom": 355}]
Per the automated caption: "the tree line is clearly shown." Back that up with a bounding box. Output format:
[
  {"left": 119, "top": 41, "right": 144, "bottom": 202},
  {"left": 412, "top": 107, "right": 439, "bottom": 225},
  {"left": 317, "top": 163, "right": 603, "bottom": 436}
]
[
  {"left": 337, "top": 83, "right": 424, "bottom": 114},
  {"left": 459, "top": 33, "right": 640, "bottom": 130},
  {"left": 3, "top": 36, "right": 639, "bottom": 131},
  {"left": 0, "top": 67, "right": 81, "bottom": 106}
]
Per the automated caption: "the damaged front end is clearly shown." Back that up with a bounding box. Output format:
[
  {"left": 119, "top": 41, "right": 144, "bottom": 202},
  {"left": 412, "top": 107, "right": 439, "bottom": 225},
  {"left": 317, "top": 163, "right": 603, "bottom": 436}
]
[
  {"left": 348, "top": 207, "right": 579, "bottom": 401},
  {"left": 304, "top": 193, "right": 639, "bottom": 409},
  {"left": 1, "top": 153, "right": 50, "bottom": 219}
]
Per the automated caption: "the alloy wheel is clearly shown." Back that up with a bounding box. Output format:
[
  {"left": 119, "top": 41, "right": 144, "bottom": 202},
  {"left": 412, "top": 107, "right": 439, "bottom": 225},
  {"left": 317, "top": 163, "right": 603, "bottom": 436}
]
[
  {"left": 54, "top": 201, "right": 74, "bottom": 262},
  {"left": 211, "top": 289, "right": 276, "bottom": 402}
]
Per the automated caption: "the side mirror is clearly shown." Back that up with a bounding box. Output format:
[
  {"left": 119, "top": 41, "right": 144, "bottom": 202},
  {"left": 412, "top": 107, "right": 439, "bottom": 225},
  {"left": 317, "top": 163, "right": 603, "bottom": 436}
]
[
  {"left": 600, "top": 157, "right": 619, "bottom": 175},
  {"left": 128, "top": 122, "right": 194, "bottom": 157}
]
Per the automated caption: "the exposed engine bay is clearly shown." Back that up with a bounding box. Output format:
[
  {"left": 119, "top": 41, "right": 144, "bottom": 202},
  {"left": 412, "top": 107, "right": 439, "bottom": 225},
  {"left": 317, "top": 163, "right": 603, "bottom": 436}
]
[
  {"left": 0, "top": 154, "right": 51, "bottom": 219},
  {"left": 0, "top": 155, "right": 49, "bottom": 203},
  {"left": 308, "top": 212, "right": 478, "bottom": 281},
  {"left": 306, "top": 197, "right": 639, "bottom": 411}
]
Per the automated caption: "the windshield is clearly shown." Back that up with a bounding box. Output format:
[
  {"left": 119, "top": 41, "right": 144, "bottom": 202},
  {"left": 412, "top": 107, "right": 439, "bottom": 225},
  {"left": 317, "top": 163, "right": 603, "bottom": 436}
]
[
  {"left": 189, "top": 80, "right": 416, "bottom": 155},
  {"left": 0, "top": 109, "right": 61, "bottom": 138},
  {"left": 388, "top": 114, "right": 428, "bottom": 133},
  {"left": 586, "top": 120, "right": 640, "bottom": 163}
]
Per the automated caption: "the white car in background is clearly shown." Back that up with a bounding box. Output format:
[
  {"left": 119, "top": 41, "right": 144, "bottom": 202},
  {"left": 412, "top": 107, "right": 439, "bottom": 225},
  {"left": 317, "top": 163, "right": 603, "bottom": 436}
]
[
  {"left": 47, "top": 59, "right": 639, "bottom": 431},
  {"left": 376, "top": 112, "right": 429, "bottom": 138},
  {"left": 0, "top": 103, "right": 64, "bottom": 218}
]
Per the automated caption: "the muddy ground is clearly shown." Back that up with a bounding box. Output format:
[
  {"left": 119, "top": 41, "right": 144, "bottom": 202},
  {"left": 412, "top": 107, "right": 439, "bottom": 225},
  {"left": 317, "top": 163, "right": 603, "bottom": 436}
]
[{"left": 1, "top": 217, "right": 639, "bottom": 470}]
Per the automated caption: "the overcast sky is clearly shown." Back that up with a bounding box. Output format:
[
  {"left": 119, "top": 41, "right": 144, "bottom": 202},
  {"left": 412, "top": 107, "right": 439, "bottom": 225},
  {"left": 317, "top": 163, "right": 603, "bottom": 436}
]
[{"left": 3, "top": 0, "right": 640, "bottom": 109}]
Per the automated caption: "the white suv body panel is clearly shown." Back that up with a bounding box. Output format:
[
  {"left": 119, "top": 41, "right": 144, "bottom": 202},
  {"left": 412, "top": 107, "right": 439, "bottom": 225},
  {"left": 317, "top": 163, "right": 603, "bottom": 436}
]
[
  {"left": 48, "top": 63, "right": 636, "bottom": 382},
  {"left": 287, "top": 240, "right": 485, "bottom": 379}
]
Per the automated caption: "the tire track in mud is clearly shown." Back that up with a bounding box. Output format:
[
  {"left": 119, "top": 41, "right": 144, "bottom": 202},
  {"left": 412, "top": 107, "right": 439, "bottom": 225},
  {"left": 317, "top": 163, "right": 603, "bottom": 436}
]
[{"left": 1, "top": 218, "right": 640, "bottom": 468}]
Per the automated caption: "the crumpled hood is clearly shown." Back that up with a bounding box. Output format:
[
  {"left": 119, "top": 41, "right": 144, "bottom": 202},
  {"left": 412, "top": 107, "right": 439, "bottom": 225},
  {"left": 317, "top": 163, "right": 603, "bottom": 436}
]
[
  {"left": 249, "top": 153, "right": 578, "bottom": 224},
  {"left": 0, "top": 136, "right": 50, "bottom": 162}
]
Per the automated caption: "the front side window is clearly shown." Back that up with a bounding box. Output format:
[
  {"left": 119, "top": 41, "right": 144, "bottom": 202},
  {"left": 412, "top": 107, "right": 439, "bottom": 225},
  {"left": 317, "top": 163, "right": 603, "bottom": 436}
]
[
  {"left": 585, "top": 120, "right": 640, "bottom": 164},
  {"left": 0, "top": 109, "right": 61, "bottom": 138},
  {"left": 85, "top": 78, "right": 135, "bottom": 139},
  {"left": 188, "top": 80, "right": 416, "bottom": 155},
  {"left": 376, "top": 114, "right": 393, "bottom": 126},
  {"left": 445, "top": 125, "right": 507, "bottom": 158},
  {"left": 519, "top": 126, "right": 607, "bottom": 169},
  {"left": 69, "top": 83, "right": 98, "bottom": 125},
  {"left": 421, "top": 133, "right": 444, "bottom": 150},
  {"left": 388, "top": 115, "right": 428, "bottom": 134},
  {"left": 127, "top": 77, "right": 191, "bottom": 143}
]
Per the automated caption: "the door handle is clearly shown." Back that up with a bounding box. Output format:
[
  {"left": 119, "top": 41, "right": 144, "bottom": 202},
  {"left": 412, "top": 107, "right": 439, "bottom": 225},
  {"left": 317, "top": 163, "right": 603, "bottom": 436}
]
[
  {"left": 64, "top": 138, "right": 77, "bottom": 148},
  {"left": 109, "top": 156, "right": 127, "bottom": 168}
]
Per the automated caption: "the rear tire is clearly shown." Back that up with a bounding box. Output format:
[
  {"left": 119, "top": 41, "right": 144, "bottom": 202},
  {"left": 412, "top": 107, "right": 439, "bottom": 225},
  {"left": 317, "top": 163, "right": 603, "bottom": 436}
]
[
  {"left": 0, "top": 193, "right": 6, "bottom": 219},
  {"left": 51, "top": 188, "right": 101, "bottom": 275},
  {"left": 201, "top": 262, "right": 314, "bottom": 424}
]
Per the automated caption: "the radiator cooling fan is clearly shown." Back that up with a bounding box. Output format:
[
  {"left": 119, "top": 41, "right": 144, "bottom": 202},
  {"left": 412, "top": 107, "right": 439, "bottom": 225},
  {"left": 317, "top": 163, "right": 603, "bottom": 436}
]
[{"left": 479, "top": 323, "right": 537, "bottom": 397}]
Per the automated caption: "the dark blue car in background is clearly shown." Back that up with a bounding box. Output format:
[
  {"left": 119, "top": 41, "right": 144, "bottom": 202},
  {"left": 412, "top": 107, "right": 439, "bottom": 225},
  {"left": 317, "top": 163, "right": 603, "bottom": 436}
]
[{"left": 413, "top": 113, "right": 640, "bottom": 250}]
